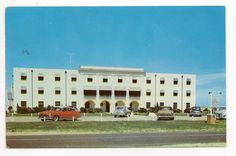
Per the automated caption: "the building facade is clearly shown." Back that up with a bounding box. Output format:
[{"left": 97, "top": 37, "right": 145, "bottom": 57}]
[{"left": 12, "top": 66, "right": 196, "bottom": 112}]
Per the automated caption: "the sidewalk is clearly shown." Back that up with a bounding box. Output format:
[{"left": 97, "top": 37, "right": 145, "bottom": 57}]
[{"left": 6, "top": 114, "right": 207, "bottom": 122}]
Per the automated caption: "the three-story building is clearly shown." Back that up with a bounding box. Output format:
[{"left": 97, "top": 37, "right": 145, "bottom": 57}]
[{"left": 12, "top": 66, "right": 196, "bottom": 112}]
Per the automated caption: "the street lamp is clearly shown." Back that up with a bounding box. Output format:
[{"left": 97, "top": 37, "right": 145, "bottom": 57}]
[{"left": 208, "top": 91, "right": 222, "bottom": 114}]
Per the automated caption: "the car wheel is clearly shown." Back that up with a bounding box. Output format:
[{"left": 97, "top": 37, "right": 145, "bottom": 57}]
[
  {"left": 53, "top": 115, "right": 59, "bottom": 121},
  {"left": 114, "top": 115, "right": 117, "bottom": 118}
]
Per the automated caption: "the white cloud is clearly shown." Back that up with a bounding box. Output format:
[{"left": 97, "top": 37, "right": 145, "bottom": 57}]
[
  {"left": 196, "top": 72, "right": 226, "bottom": 106},
  {"left": 197, "top": 72, "right": 226, "bottom": 86}
]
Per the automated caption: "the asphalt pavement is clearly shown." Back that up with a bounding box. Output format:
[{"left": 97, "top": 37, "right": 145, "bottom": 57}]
[{"left": 6, "top": 132, "right": 226, "bottom": 148}]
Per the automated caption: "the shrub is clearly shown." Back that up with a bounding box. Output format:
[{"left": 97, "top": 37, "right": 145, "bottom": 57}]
[
  {"left": 16, "top": 104, "right": 33, "bottom": 114},
  {"left": 95, "top": 108, "right": 103, "bottom": 113},
  {"left": 80, "top": 107, "right": 87, "bottom": 113},
  {"left": 8, "top": 106, "right": 13, "bottom": 113},
  {"left": 203, "top": 108, "right": 210, "bottom": 113},
  {"left": 138, "top": 108, "right": 148, "bottom": 113},
  {"left": 148, "top": 107, "right": 158, "bottom": 113},
  {"left": 184, "top": 108, "right": 191, "bottom": 113},
  {"left": 46, "top": 105, "right": 52, "bottom": 110},
  {"left": 174, "top": 109, "right": 182, "bottom": 113},
  {"left": 33, "top": 106, "right": 46, "bottom": 113},
  {"left": 87, "top": 108, "right": 96, "bottom": 113}
]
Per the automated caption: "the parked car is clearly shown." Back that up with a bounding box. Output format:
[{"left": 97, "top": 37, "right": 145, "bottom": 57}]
[
  {"left": 189, "top": 106, "right": 202, "bottom": 117},
  {"left": 156, "top": 106, "right": 174, "bottom": 120},
  {"left": 213, "top": 106, "right": 226, "bottom": 120},
  {"left": 113, "top": 106, "right": 131, "bottom": 117},
  {"left": 38, "top": 106, "right": 81, "bottom": 121}
]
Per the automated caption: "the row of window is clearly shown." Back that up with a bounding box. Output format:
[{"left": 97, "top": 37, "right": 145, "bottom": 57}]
[
  {"left": 20, "top": 101, "right": 77, "bottom": 108},
  {"left": 20, "top": 88, "right": 192, "bottom": 97},
  {"left": 20, "top": 74, "right": 192, "bottom": 85},
  {"left": 20, "top": 101, "right": 191, "bottom": 110},
  {"left": 145, "top": 102, "right": 191, "bottom": 109}
]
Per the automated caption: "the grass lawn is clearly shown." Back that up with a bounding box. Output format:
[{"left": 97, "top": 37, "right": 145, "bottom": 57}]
[{"left": 6, "top": 120, "right": 226, "bottom": 134}]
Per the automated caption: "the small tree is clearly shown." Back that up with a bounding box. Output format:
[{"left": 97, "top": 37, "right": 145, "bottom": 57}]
[
  {"left": 203, "top": 108, "right": 210, "bottom": 113},
  {"left": 46, "top": 105, "right": 52, "bottom": 110},
  {"left": 8, "top": 106, "right": 13, "bottom": 113}
]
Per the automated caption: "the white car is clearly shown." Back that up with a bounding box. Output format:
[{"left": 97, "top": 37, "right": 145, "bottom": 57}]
[
  {"left": 113, "top": 106, "right": 131, "bottom": 117},
  {"left": 213, "top": 106, "right": 226, "bottom": 120}
]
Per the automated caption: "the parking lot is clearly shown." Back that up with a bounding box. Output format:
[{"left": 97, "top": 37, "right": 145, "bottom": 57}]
[{"left": 6, "top": 113, "right": 207, "bottom": 122}]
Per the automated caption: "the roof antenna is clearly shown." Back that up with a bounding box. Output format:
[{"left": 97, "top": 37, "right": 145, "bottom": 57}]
[{"left": 67, "top": 52, "right": 74, "bottom": 68}]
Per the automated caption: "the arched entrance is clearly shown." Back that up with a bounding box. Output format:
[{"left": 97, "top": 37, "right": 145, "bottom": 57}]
[
  {"left": 115, "top": 101, "right": 125, "bottom": 107},
  {"left": 100, "top": 101, "right": 110, "bottom": 112},
  {"left": 130, "top": 101, "right": 139, "bottom": 111},
  {"left": 84, "top": 100, "right": 95, "bottom": 109}
]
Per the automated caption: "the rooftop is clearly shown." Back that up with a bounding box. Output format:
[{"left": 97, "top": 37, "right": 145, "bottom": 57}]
[{"left": 79, "top": 66, "right": 145, "bottom": 75}]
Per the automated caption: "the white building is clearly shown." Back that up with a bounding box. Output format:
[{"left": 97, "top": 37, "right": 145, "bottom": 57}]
[{"left": 12, "top": 66, "right": 196, "bottom": 112}]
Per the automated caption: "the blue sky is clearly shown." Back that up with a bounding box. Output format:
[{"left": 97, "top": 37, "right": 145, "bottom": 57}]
[{"left": 5, "top": 6, "right": 226, "bottom": 107}]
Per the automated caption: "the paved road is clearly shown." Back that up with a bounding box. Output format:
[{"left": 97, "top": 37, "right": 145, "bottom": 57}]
[{"left": 6, "top": 132, "right": 226, "bottom": 148}]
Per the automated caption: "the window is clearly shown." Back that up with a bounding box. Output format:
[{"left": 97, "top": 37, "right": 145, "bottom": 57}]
[
  {"left": 38, "top": 88, "right": 44, "bottom": 94},
  {"left": 146, "top": 78, "right": 151, "bottom": 84},
  {"left": 55, "top": 76, "right": 60, "bottom": 81},
  {"left": 55, "top": 101, "right": 60, "bottom": 106},
  {"left": 21, "top": 87, "right": 27, "bottom": 94},
  {"left": 186, "top": 90, "right": 191, "bottom": 97},
  {"left": 87, "top": 78, "right": 93, "bottom": 82},
  {"left": 146, "top": 91, "right": 151, "bottom": 96},
  {"left": 160, "top": 78, "right": 165, "bottom": 84},
  {"left": 132, "top": 79, "right": 137, "bottom": 83},
  {"left": 71, "top": 90, "right": 77, "bottom": 95},
  {"left": 186, "top": 103, "right": 190, "bottom": 109},
  {"left": 115, "top": 90, "right": 126, "bottom": 96},
  {"left": 160, "top": 102, "right": 164, "bottom": 106},
  {"left": 173, "top": 78, "right": 178, "bottom": 85},
  {"left": 160, "top": 90, "right": 165, "bottom": 96},
  {"left": 71, "top": 77, "right": 77, "bottom": 82},
  {"left": 38, "top": 74, "right": 44, "bottom": 81},
  {"left": 173, "top": 90, "right": 178, "bottom": 96},
  {"left": 103, "top": 78, "right": 108, "bottom": 83},
  {"left": 99, "top": 90, "right": 112, "bottom": 96},
  {"left": 129, "top": 91, "right": 141, "bottom": 97},
  {"left": 118, "top": 78, "right": 123, "bottom": 83},
  {"left": 71, "top": 101, "right": 77, "bottom": 107},
  {"left": 146, "top": 102, "right": 151, "bottom": 109},
  {"left": 21, "top": 101, "right": 27, "bottom": 107},
  {"left": 84, "top": 90, "right": 96, "bottom": 96},
  {"left": 55, "top": 87, "right": 61, "bottom": 94},
  {"left": 38, "top": 101, "right": 44, "bottom": 108},
  {"left": 186, "top": 78, "right": 191, "bottom": 85},
  {"left": 173, "top": 103, "right": 178, "bottom": 110},
  {"left": 21, "top": 73, "right": 27, "bottom": 80}
]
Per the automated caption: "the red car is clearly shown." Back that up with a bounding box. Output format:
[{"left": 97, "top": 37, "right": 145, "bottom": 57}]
[{"left": 38, "top": 106, "right": 81, "bottom": 121}]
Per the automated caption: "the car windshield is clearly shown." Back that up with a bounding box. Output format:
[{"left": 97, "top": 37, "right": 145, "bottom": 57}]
[
  {"left": 116, "top": 107, "right": 124, "bottom": 110},
  {"left": 160, "top": 107, "right": 171, "bottom": 110},
  {"left": 51, "top": 107, "right": 61, "bottom": 111},
  {"left": 192, "top": 107, "right": 201, "bottom": 111},
  {"left": 216, "top": 107, "right": 226, "bottom": 111}
]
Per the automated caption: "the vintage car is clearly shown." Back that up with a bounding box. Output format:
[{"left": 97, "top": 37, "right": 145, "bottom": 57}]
[
  {"left": 189, "top": 106, "right": 202, "bottom": 117},
  {"left": 113, "top": 106, "right": 131, "bottom": 117},
  {"left": 213, "top": 106, "right": 226, "bottom": 120},
  {"left": 156, "top": 106, "right": 174, "bottom": 120},
  {"left": 38, "top": 106, "right": 81, "bottom": 121}
]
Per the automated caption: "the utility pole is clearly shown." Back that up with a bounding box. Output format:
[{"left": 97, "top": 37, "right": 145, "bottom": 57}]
[{"left": 155, "top": 74, "right": 157, "bottom": 107}]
